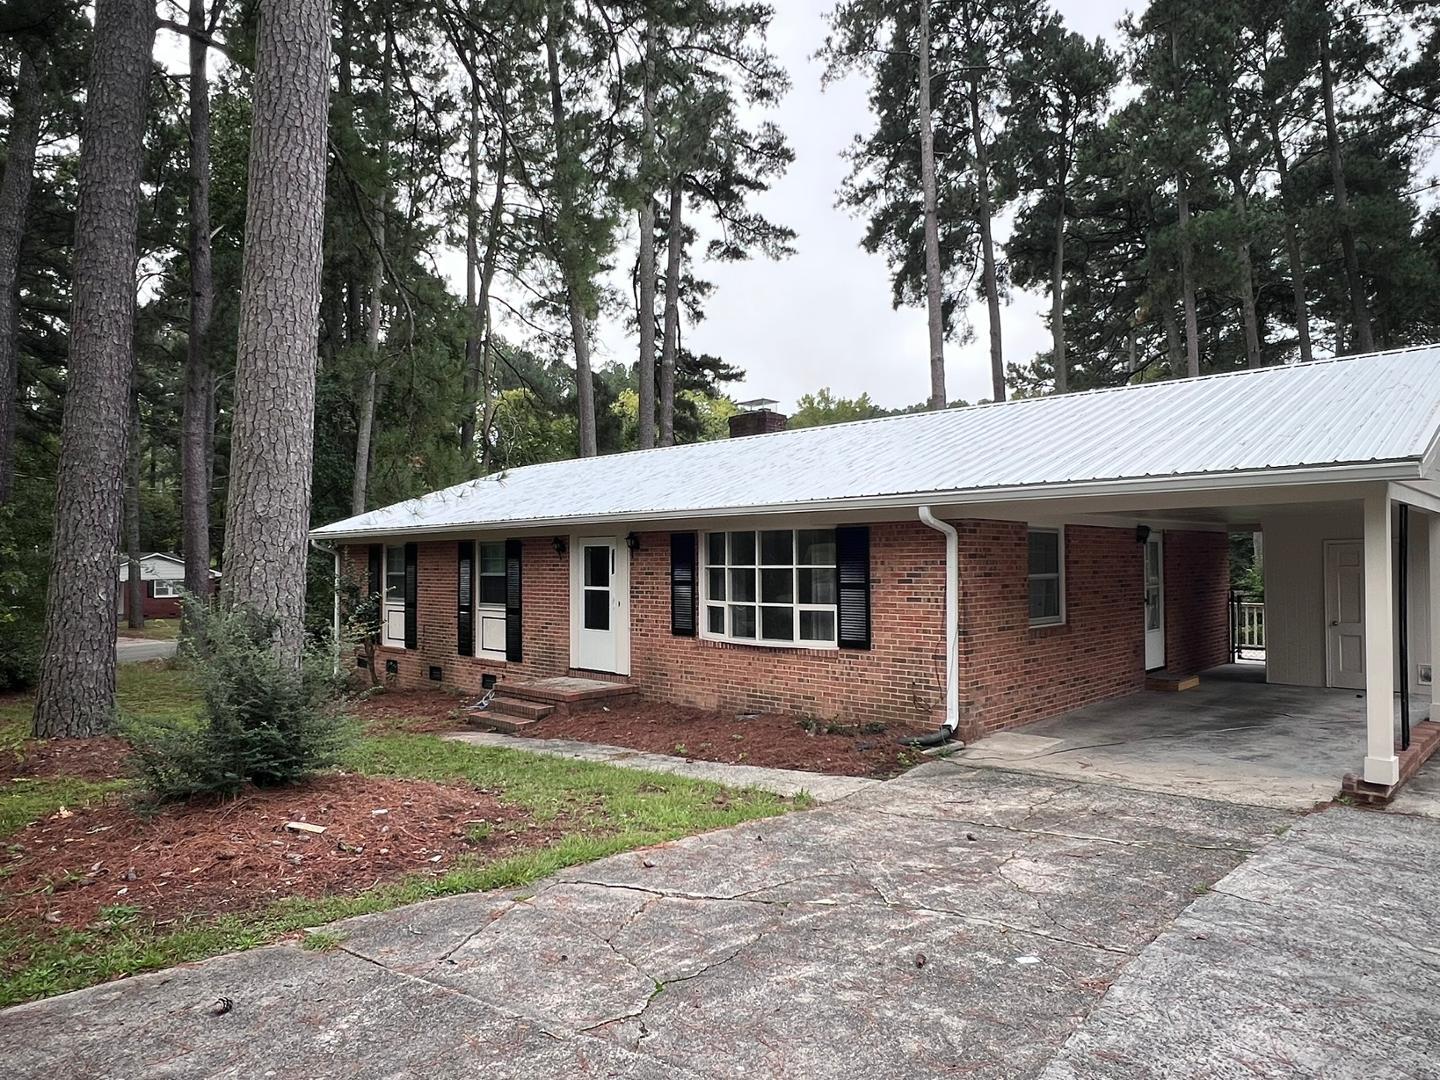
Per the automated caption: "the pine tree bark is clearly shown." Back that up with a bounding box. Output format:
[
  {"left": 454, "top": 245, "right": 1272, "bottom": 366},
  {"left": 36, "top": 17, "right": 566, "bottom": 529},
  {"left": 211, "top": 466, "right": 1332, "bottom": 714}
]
[
  {"left": 221, "top": 0, "right": 330, "bottom": 661},
  {"left": 351, "top": 10, "right": 390, "bottom": 517},
  {"left": 1162, "top": 298, "right": 1182, "bottom": 373},
  {"left": 1050, "top": 102, "right": 1071, "bottom": 394},
  {"left": 460, "top": 50, "right": 481, "bottom": 458},
  {"left": 1221, "top": 129, "right": 1262, "bottom": 369},
  {"left": 0, "top": 47, "right": 43, "bottom": 507},
  {"left": 1175, "top": 180, "right": 1200, "bottom": 377},
  {"left": 475, "top": 140, "right": 505, "bottom": 473},
  {"left": 1268, "top": 115, "right": 1313, "bottom": 364},
  {"left": 636, "top": 20, "right": 658, "bottom": 449},
  {"left": 124, "top": 379, "right": 144, "bottom": 630},
  {"left": 1319, "top": 32, "right": 1374, "bottom": 354},
  {"left": 33, "top": 0, "right": 154, "bottom": 738},
  {"left": 968, "top": 81, "right": 1004, "bottom": 401},
  {"left": 659, "top": 181, "right": 682, "bottom": 447},
  {"left": 182, "top": 0, "right": 214, "bottom": 605},
  {"left": 918, "top": 1, "right": 946, "bottom": 410}
]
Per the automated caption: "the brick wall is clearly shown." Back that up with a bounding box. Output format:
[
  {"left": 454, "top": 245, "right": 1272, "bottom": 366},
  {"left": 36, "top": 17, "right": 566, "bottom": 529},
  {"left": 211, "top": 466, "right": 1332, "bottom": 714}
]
[
  {"left": 340, "top": 520, "right": 1230, "bottom": 737},
  {"left": 955, "top": 522, "right": 1145, "bottom": 740},
  {"left": 1163, "top": 529, "right": 1231, "bottom": 675}
]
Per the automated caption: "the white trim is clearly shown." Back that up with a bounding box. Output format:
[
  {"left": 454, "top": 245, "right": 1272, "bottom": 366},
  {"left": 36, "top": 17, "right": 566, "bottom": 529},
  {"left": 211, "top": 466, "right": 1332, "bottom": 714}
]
[
  {"left": 381, "top": 544, "right": 407, "bottom": 649},
  {"left": 1026, "top": 525, "right": 1066, "bottom": 628},
  {"left": 150, "top": 579, "right": 181, "bottom": 598},
  {"left": 918, "top": 507, "right": 959, "bottom": 732},
  {"left": 472, "top": 539, "right": 509, "bottom": 661},
  {"left": 1143, "top": 531, "right": 1166, "bottom": 671},
  {"left": 1362, "top": 492, "right": 1400, "bottom": 786},
  {"left": 698, "top": 527, "right": 840, "bottom": 651}
]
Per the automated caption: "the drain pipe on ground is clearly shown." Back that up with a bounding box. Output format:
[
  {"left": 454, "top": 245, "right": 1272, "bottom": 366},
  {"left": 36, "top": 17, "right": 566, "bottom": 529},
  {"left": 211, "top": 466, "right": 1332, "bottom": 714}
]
[{"left": 908, "top": 506, "right": 960, "bottom": 748}]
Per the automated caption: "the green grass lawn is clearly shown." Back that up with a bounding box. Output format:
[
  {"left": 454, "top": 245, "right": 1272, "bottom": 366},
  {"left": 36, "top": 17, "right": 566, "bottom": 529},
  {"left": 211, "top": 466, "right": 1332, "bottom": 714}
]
[
  {"left": 115, "top": 618, "right": 182, "bottom": 641},
  {"left": 0, "top": 664, "right": 800, "bottom": 1007}
]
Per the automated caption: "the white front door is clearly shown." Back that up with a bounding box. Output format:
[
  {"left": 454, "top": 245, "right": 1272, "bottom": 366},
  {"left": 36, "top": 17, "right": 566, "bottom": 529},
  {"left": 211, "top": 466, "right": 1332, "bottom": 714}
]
[
  {"left": 382, "top": 544, "right": 407, "bottom": 647},
  {"left": 1325, "top": 540, "right": 1366, "bottom": 689},
  {"left": 571, "top": 536, "right": 630, "bottom": 675},
  {"left": 1144, "top": 533, "right": 1166, "bottom": 671}
]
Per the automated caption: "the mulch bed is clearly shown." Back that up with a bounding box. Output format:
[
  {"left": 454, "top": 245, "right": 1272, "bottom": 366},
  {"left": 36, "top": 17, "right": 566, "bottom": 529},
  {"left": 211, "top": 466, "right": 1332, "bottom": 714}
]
[
  {"left": 1, "top": 773, "right": 557, "bottom": 937},
  {"left": 1, "top": 736, "right": 132, "bottom": 782}
]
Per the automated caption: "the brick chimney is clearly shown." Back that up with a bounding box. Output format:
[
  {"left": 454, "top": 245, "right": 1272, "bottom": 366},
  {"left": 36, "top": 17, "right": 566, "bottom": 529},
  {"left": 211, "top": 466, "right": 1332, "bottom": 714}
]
[{"left": 728, "top": 398, "right": 787, "bottom": 438}]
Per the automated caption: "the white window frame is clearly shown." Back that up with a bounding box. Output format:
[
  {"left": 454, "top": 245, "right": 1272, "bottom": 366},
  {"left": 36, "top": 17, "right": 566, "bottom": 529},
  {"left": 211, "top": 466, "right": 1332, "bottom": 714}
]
[
  {"left": 151, "top": 579, "right": 180, "bottom": 598},
  {"left": 382, "top": 544, "right": 407, "bottom": 648},
  {"left": 1027, "top": 525, "right": 1066, "bottom": 627},
  {"left": 699, "top": 528, "right": 839, "bottom": 650},
  {"left": 473, "top": 539, "right": 508, "bottom": 660}
]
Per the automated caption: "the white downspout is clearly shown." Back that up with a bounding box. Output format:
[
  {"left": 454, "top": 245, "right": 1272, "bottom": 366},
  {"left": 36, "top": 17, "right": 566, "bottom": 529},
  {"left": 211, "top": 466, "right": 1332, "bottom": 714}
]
[
  {"left": 310, "top": 538, "right": 341, "bottom": 674},
  {"left": 918, "top": 506, "right": 959, "bottom": 734}
]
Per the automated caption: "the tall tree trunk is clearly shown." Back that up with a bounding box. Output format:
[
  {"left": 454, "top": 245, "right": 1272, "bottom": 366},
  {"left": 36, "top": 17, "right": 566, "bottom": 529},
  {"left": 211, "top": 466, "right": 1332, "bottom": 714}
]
[
  {"left": 33, "top": 0, "right": 154, "bottom": 738},
  {"left": 475, "top": 137, "right": 505, "bottom": 473},
  {"left": 918, "top": 0, "right": 945, "bottom": 410},
  {"left": 1162, "top": 298, "right": 1182, "bottom": 373},
  {"left": 460, "top": 48, "right": 481, "bottom": 459},
  {"left": 351, "top": 9, "right": 390, "bottom": 516},
  {"left": 544, "top": 4, "right": 596, "bottom": 458},
  {"left": 1051, "top": 115, "right": 1070, "bottom": 394},
  {"left": 968, "top": 81, "right": 1004, "bottom": 401},
  {"left": 182, "top": 0, "right": 214, "bottom": 607},
  {"left": 635, "top": 19, "right": 658, "bottom": 449},
  {"left": 221, "top": 0, "right": 330, "bottom": 661},
  {"left": 124, "top": 379, "right": 144, "bottom": 630},
  {"left": 1222, "top": 131, "right": 1262, "bottom": 369},
  {"left": 1268, "top": 115, "right": 1313, "bottom": 364},
  {"left": 1319, "top": 32, "right": 1374, "bottom": 354},
  {"left": 0, "top": 47, "right": 42, "bottom": 507},
  {"left": 1175, "top": 180, "right": 1200, "bottom": 377},
  {"left": 659, "top": 181, "right": 682, "bottom": 446}
]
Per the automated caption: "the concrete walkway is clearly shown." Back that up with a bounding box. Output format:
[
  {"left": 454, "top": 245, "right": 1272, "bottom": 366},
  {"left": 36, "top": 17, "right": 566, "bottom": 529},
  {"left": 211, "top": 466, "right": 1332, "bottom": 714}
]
[
  {"left": 5, "top": 766, "right": 1438, "bottom": 1078},
  {"left": 443, "top": 730, "right": 879, "bottom": 802},
  {"left": 115, "top": 638, "right": 177, "bottom": 664}
]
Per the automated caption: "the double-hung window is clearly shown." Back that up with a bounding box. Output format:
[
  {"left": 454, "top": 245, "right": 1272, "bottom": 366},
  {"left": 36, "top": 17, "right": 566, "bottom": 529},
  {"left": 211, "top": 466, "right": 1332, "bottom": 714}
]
[
  {"left": 703, "top": 529, "right": 838, "bottom": 647},
  {"left": 152, "top": 580, "right": 179, "bottom": 598},
  {"left": 1027, "top": 527, "right": 1064, "bottom": 626}
]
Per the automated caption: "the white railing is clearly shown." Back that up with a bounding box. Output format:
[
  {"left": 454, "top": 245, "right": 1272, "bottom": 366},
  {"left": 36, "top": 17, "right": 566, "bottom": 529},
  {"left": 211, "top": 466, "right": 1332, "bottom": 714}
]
[{"left": 1236, "top": 601, "right": 1265, "bottom": 655}]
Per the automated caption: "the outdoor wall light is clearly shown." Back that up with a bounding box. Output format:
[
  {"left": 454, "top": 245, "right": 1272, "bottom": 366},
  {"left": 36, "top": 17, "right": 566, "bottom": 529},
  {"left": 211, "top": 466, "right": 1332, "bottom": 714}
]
[
  {"left": 626, "top": 532, "right": 641, "bottom": 552},
  {"left": 552, "top": 536, "right": 568, "bottom": 556},
  {"left": 1135, "top": 524, "right": 1151, "bottom": 545}
]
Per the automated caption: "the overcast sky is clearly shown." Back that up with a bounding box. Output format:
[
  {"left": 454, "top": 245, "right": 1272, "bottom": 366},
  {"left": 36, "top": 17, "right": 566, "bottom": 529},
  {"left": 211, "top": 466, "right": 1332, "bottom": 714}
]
[{"left": 574, "top": 0, "right": 1137, "bottom": 412}]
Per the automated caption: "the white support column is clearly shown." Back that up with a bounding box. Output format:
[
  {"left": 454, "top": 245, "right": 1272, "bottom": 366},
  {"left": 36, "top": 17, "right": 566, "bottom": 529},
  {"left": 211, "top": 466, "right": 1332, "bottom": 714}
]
[
  {"left": 1363, "top": 492, "right": 1399, "bottom": 785},
  {"left": 1430, "top": 513, "right": 1440, "bottom": 722}
]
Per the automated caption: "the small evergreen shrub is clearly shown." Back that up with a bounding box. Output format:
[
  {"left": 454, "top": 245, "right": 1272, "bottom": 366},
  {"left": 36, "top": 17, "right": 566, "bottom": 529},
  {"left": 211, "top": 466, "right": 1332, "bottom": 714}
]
[{"left": 123, "top": 601, "right": 354, "bottom": 801}]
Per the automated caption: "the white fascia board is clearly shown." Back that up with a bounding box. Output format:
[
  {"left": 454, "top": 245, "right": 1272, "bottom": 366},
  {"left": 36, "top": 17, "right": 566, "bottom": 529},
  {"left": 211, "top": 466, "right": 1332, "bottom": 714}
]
[{"left": 309, "top": 458, "right": 1424, "bottom": 543}]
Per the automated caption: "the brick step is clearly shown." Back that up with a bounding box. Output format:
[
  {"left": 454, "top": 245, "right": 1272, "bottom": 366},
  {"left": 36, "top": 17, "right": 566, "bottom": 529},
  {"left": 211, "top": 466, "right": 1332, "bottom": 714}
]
[
  {"left": 501, "top": 677, "right": 637, "bottom": 709},
  {"left": 1145, "top": 671, "right": 1200, "bottom": 692},
  {"left": 486, "top": 696, "right": 556, "bottom": 722},
  {"left": 464, "top": 706, "right": 546, "bottom": 734}
]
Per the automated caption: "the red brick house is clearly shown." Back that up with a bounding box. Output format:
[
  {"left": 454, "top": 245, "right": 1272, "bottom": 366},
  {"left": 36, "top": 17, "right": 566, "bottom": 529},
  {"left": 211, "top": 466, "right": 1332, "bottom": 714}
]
[
  {"left": 311, "top": 348, "right": 1440, "bottom": 782},
  {"left": 117, "top": 553, "right": 220, "bottom": 620}
]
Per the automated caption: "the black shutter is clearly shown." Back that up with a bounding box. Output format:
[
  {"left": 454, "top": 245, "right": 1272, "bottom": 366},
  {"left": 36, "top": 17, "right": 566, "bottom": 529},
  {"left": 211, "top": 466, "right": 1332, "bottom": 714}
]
[
  {"left": 670, "top": 532, "right": 697, "bottom": 636},
  {"left": 403, "top": 542, "right": 418, "bottom": 650},
  {"left": 836, "top": 525, "right": 871, "bottom": 650},
  {"left": 504, "top": 538, "right": 523, "bottom": 662},
  {"left": 367, "top": 544, "right": 383, "bottom": 642},
  {"left": 457, "top": 541, "right": 474, "bottom": 655}
]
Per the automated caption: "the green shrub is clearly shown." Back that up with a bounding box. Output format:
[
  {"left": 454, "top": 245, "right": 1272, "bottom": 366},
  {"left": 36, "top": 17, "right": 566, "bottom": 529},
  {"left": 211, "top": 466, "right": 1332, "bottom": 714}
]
[
  {"left": 122, "top": 602, "right": 354, "bottom": 801},
  {"left": 0, "top": 498, "right": 48, "bottom": 691}
]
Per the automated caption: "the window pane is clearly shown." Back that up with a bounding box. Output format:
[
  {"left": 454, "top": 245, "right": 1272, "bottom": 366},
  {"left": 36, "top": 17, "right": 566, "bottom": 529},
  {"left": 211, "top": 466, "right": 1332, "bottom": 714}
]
[
  {"left": 479, "top": 575, "right": 506, "bottom": 605},
  {"left": 585, "top": 545, "right": 610, "bottom": 587},
  {"left": 707, "top": 567, "right": 726, "bottom": 601},
  {"left": 1029, "top": 577, "right": 1060, "bottom": 621},
  {"left": 760, "top": 606, "right": 794, "bottom": 641},
  {"left": 707, "top": 532, "right": 726, "bottom": 566},
  {"left": 760, "top": 530, "right": 793, "bottom": 565},
  {"left": 728, "top": 531, "right": 756, "bottom": 565},
  {"left": 385, "top": 545, "right": 405, "bottom": 600},
  {"left": 584, "top": 589, "right": 610, "bottom": 630},
  {"left": 800, "top": 610, "right": 836, "bottom": 642},
  {"left": 479, "top": 542, "right": 505, "bottom": 575},
  {"left": 1028, "top": 530, "right": 1059, "bottom": 575},
  {"left": 707, "top": 605, "right": 725, "bottom": 634},
  {"left": 729, "top": 568, "right": 756, "bottom": 603},
  {"left": 798, "top": 567, "right": 836, "bottom": 605},
  {"left": 760, "top": 568, "right": 793, "bottom": 604},
  {"left": 729, "top": 604, "right": 756, "bottom": 638},
  {"left": 797, "top": 529, "right": 836, "bottom": 566}
]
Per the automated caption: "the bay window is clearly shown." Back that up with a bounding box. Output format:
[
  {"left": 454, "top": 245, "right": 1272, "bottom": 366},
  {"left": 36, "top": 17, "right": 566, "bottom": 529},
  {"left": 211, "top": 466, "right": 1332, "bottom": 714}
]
[{"left": 703, "top": 528, "right": 838, "bottom": 646}]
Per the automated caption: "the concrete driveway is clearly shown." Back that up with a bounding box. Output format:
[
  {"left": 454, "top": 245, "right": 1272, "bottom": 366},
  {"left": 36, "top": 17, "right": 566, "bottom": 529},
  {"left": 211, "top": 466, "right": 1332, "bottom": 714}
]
[
  {"left": 3, "top": 763, "right": 1438, "bottom": 1078},
  {"left": 116, "top": 637, "right": 177, "bottom": 664}
]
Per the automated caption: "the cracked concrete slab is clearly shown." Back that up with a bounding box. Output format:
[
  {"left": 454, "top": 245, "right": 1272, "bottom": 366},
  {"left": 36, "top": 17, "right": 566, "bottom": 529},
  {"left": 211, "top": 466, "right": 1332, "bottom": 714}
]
[
  {"left": 1039, "top": 808, "right": 1440, "bottom": 1080},
  {"left": 3, "top": 766, "right": 1310, "bottom": 1079}
]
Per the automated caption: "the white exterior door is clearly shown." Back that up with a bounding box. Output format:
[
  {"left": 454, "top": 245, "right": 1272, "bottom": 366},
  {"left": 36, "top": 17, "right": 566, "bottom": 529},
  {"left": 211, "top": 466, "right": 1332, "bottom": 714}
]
[
  {"left": 571, "top": 536, "right": 630, "bottom": 675},
  {"left": 1325, "top": 540, "right": 1366, "bottom": 689},
  {"left": 382, "top": 544, "right": 406, "bottom": 647},
  {"left": 1144, "top": 533, "right": 1165, "bottom": 671}
]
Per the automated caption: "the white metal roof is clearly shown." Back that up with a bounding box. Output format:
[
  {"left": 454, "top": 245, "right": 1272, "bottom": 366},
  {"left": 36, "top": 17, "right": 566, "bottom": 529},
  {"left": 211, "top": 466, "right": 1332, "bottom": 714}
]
[{"left": 312, "top": 344, "right": 1440, "bottom": 540}]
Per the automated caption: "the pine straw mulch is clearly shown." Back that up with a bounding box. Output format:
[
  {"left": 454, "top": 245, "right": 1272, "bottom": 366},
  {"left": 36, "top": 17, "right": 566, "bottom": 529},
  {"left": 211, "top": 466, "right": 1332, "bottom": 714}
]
[
  {"left": 349, "top": 687, "right": 931, "bottom": 779},
  {"left": 1, "top": 773, "right": 562, "bottom": 938},
  {"left": 1, "top": 735, "right": 133, "bottom": 782}
]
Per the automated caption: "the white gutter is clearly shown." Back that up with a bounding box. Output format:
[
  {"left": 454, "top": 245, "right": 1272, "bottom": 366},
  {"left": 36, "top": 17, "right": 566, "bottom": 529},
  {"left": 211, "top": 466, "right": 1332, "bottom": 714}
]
[{"left": 917, "top": 506, "right": 959, "bottom": 733}]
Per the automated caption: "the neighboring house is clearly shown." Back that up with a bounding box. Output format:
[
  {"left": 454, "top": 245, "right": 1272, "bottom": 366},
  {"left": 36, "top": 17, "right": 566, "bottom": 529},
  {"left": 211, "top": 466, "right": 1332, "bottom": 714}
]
[
  {"left": 311, "top": 345, "right": 1440, "bottom": 793},
  {"left": 117, "top": 553, "right": 220, "bottom": 619}
]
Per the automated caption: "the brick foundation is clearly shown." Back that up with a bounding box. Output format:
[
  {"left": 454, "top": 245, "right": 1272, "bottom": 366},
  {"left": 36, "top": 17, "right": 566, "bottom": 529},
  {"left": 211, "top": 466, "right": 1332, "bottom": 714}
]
[{"left": 340, "top": 519, "right": 1230, "bottom": 738}]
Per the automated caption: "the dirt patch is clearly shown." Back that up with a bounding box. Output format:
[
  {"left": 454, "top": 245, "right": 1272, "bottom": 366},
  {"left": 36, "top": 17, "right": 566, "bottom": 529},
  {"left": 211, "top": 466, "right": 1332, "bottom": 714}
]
[{"left": 1, "top": 773, "right": 561, "bottom": 937}]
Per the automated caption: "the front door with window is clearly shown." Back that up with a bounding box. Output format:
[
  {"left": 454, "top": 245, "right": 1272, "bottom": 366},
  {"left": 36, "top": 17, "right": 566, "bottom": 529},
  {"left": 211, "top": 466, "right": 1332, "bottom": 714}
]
[
  {"left": 1325, "top": 539, "right": 1365, "bottom": 689},
  {"left": 383, "top": 544, "right": 407, "bottom": 647},
  {"left": 571, "top": 537, "right": 630, "bottom": 674},
  {"left": 1144, "top": 533, "right": 1165, "bottom": 670}
]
